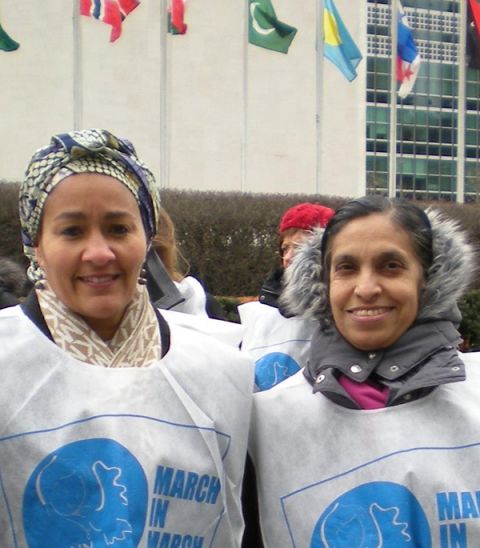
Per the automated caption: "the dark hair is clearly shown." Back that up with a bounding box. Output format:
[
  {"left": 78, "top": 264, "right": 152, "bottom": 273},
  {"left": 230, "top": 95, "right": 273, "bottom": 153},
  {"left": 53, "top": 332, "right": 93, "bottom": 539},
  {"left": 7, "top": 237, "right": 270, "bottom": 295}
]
[{"left": 321, "top": 196, "right": 433, "bottom": 280}]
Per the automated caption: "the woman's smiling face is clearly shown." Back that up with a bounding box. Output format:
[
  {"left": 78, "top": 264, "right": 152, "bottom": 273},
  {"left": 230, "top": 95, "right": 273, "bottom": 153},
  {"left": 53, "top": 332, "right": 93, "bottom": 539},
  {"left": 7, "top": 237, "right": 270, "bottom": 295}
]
[
  {"left": 35, "top": 173, "right": 147, "bottom": 340},
  {"left": 328, "top": 213, "right": 424, "bottom": 351}
]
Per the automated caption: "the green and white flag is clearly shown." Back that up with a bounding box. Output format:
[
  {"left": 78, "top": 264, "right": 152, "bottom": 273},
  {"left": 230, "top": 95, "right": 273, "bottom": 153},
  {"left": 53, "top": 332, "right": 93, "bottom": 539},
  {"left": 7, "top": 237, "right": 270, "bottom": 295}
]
[
  {"left": 0, "top": 23, "right": 19, "bottom": 52},
  {"left": 248, "top": 0, "right": 297, "bottom": 54}
]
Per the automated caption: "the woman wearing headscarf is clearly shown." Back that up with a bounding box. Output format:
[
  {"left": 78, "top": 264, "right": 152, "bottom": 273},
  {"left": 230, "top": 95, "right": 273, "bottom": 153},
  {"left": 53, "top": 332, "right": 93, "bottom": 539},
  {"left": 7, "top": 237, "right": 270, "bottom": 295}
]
[
  {"left": 0, "top": 129, "right": 253, "bottom": 546},
  {"left": 249, "top": 196, "right": 480, "bottom": 546}
]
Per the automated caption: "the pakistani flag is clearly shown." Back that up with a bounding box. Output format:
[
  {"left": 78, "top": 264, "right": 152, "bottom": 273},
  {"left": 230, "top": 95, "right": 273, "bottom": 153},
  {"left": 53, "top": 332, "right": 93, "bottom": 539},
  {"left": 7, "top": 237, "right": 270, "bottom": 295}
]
[
  {"left": 0, "top": 23, "right": 19, "bottom": 52},
  {"left": 248, "top": 0, "right": 297, "bottom": 54}
]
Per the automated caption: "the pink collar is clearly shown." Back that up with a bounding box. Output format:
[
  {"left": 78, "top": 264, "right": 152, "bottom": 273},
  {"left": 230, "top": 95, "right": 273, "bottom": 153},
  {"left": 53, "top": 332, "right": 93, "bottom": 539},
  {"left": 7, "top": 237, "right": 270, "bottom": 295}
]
[{"left": 339, "top": 374, "right": 389, "bottom": 409}]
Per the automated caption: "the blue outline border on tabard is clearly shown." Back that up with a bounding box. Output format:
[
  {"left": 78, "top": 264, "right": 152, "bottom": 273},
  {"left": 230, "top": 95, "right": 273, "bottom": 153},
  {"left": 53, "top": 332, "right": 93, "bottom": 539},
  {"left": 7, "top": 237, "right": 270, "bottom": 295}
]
[
  {"left": 0, "top": 413, "right": 231, "bottom": 458},
  {"left": 0, "top": 413, "right": 232, "bottom": 548},
  {"left": 279, "top": 440, "right": 480, "bottom": 548},
  {"left": 249, "top": 338, "right": 312, "bottom": 352}
]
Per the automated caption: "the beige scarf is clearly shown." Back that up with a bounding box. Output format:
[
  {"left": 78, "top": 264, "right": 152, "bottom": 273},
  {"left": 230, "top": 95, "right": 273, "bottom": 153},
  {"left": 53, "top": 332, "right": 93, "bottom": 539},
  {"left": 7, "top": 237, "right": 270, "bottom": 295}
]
[{"left": 37, "top": 283, "right": 161, "bottom": 367}]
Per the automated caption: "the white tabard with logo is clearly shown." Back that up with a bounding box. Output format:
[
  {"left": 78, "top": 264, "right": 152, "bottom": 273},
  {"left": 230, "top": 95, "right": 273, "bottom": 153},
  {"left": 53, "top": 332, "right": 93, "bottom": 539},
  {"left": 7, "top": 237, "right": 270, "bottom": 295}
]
[
  {"left": 0, "top": 305, "right": 254, "bottom": 548},
  {"left": 239, "top": 301, "right": 317, "bottom": 391},
  {"left": 250, "top": 351, "right": 480, "bottom": 548}
]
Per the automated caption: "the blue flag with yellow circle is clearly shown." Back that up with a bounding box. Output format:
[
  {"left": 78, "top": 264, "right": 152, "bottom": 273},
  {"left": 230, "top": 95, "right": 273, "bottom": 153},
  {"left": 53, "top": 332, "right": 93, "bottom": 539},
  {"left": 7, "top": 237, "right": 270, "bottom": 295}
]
[{"left": 323, "top": 0, "right": 362, "bottom": 81}]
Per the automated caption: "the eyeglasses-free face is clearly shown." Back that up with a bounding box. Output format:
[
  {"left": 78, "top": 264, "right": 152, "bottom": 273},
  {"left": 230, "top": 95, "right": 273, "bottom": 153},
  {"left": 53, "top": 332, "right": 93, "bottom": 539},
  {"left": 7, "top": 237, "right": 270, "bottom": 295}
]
[
  {"left": 35, "top": 173, "right": 148, "bottom": 340},
  {"left": 280, "top": 229, "right": 311, "bottom": 269},
  {"left": 328, "top": 213, "right": 424, "bottom": 351}
]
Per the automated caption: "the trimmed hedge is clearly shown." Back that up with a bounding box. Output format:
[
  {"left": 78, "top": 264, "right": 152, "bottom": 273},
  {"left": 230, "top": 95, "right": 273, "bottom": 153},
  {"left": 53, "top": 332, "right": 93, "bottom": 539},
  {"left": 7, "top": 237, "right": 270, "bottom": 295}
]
[
  {"left": 160, "top": 188, "right": 347, "bottom": 296},
  {"left": 459, "top": 290, "right": 480, "bottom": 351},
  {"left": 0, "top": 182, "right": 26, "bottom": 270},
  {"left": 1, "top": 181, "right": 480, "bottom": 347},
  {"left": 2, "top": 182, "right": 480, "bottom": 295}
]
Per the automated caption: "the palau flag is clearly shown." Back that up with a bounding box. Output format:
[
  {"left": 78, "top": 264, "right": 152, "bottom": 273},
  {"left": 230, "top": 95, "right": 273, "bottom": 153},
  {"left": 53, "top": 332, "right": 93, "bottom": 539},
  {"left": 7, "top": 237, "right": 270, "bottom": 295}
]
[
  {"left": 397, "top": 1, "right": 421, "bottom": 98},
  {"left": 323, "top": 0, "right": 362, "bottom": 81}
]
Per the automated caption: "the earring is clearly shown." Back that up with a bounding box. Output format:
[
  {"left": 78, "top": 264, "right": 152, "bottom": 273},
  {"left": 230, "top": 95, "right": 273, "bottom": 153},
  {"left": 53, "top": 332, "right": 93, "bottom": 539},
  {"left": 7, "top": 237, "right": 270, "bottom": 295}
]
[
  {"left": 35, "top": 279, "right": 46, "bottom": 290},
  {"left": 30, "top": 263, "right": 46, "bottom": 290},
  {"left": 138, "top": 267, "right": 148, "bottom": 285}
]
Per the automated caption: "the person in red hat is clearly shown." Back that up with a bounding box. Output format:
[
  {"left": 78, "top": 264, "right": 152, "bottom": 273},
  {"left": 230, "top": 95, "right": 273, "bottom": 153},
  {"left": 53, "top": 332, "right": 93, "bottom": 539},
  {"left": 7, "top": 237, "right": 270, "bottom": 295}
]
[
  {"left": 239, "top": 202, "right": 334, "bottom": 392},
  {"left": 260, "top": 202, "right": 335, "bottom": 309},
  {"left": 278, "top": 202, "right": 335, "bottom": 269},
  {"left": 239, "top": 202, "right": 335, "bottom": 546}
]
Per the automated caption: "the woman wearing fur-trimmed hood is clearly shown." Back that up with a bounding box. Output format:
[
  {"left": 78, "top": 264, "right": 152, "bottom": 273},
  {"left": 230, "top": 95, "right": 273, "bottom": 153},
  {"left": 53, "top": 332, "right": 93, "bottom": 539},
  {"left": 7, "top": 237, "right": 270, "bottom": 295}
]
[
  {"left": 248, "top": 196, "right": 480, "bottom": 547},
  {"left": 280, "top": 195, "right": 476, "bottom": 408}
]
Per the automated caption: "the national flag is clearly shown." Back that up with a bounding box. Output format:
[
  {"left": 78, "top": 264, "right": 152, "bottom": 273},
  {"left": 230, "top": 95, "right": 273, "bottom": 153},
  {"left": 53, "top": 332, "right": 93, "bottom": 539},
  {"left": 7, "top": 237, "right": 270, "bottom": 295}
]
[
  {"left": 168, "top": 0, "right": 187, "bottom": 35},
  {"left": 0, "top": 22, "right": 19, "bottom": 52},
  {"left": 397, "top": 1, "right": 421, "bottom": 98},
  {"left": 248, "top": 0, "right": 297, "bottom": 54},
  {"left": 323, "top": 0, "right": 362, "bottom": 81},
  {"left": 80, "top": 0, "right": 140, "bottom": 42},
  {"left": 467, "top": 0, "right": 480, "bottom": 69}
]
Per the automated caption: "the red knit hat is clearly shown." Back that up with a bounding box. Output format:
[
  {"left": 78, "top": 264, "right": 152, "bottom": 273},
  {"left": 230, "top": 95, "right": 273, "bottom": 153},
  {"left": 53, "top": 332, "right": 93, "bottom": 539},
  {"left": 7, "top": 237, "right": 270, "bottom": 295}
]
[{"left": 279, "top": 202, "right": 335, "bottom": 233}]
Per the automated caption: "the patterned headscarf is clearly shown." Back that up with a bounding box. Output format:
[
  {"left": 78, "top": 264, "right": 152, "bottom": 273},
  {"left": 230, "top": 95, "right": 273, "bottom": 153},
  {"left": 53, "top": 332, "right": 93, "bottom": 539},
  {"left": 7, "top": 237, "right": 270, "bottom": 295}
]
[{"left": 20, "top": 129, "right": 161, "bottom": 282}]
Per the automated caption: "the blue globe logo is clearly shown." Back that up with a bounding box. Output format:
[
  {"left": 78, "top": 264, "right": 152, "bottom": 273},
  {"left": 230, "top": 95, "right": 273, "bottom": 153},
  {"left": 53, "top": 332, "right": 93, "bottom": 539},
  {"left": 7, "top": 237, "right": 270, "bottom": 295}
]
[
  {"left": 255, "top": 352, "right": 301, "bottom": 390},
  {"left": 311, "top": 481, "right": 431, "bottom": 547},
  {"left": 23, "top": 438, "right": 148, "bottom": 547}
]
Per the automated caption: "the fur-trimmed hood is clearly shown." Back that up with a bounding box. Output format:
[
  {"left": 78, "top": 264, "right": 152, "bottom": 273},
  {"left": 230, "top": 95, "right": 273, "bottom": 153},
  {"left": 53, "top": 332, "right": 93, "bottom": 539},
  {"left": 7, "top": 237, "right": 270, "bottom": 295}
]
[{"left": 280, "top": 208, "right": 476, "bottom": 326}]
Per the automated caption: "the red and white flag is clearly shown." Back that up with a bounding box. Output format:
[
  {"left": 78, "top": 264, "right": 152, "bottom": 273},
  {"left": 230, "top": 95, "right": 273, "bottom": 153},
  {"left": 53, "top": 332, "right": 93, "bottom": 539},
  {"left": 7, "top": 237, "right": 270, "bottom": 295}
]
[
  {"left": 397, "top": 1, "right": 421, "bottom": 98},
  {"left": 80, "top": 0, "right": 140, "bottom": 42}
]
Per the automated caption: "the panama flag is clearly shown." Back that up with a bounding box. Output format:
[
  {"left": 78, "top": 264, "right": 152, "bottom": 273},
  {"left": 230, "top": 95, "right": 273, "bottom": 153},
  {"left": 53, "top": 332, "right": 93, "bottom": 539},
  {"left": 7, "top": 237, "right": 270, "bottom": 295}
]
[
  {"left": 80, "top": 0, "right": 140, "bottom": 42},
  {"left": 397, "top": 1, "right": 421, "bottom": 98},
  {"left": 323, "top": 0, "right": 362, "bottom": 81}
]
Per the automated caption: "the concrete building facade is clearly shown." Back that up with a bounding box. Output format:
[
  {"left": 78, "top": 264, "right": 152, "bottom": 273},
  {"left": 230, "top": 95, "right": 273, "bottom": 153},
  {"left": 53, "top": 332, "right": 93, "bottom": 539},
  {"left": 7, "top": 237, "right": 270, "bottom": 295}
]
[
  {"left": 367, "top": 0, "right": 480, "bottom": 203},
  {"left": 1, "top": 1, "right": 478, "bottom": 201},
  {"left": 0, "top": 0, "right": 365, "bottom": 196}
]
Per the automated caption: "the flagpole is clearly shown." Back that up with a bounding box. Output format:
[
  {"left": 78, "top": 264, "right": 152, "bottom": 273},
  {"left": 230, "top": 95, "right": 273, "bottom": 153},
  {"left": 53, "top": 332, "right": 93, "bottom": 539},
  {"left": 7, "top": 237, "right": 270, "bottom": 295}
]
[
  {"left": 159, "top": 0, "right": 168, "bottom": 188},
  {"left": 315, "top": 0, "right": 324, "bottom": 195},
  {"left": 72, "top": 0, "right": 83, "bottom": 130},
  {"left": 388, "top": 0, "right": 398, "bottom": 198},
  {"left": 241, "top": 0, "right": 249, "bottom": 193},
  {"left": 457, "top": 0, "right": 466, "bottom": 203}
]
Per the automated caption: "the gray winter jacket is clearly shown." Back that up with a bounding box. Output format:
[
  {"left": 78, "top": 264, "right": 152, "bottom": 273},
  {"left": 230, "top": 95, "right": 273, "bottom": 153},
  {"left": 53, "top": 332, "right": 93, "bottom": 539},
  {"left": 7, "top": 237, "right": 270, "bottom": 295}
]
[{"left": 280, "top": 209, "right": 477, "bottom": 408}]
